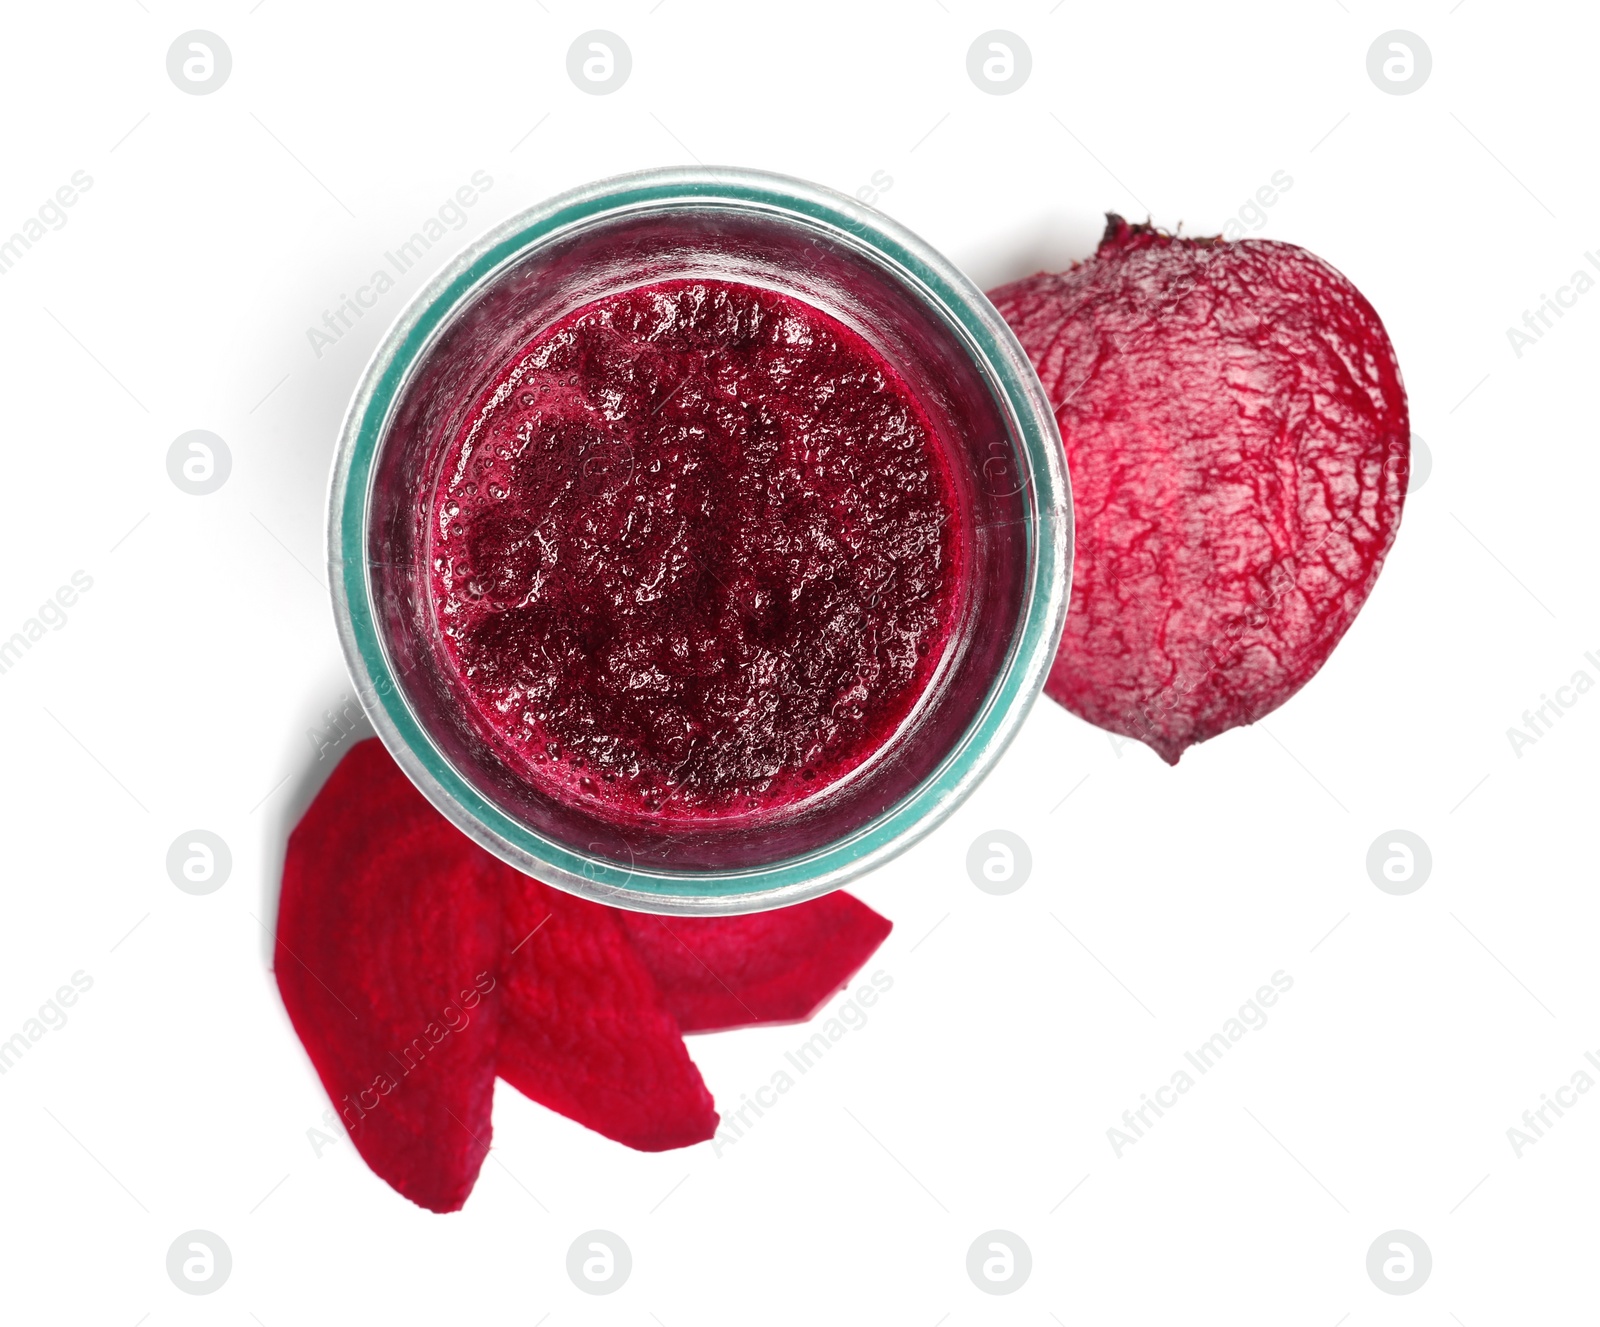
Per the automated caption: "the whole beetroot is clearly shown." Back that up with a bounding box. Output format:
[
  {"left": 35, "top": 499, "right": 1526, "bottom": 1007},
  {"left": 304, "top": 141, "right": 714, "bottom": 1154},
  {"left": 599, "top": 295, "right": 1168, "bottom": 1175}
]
[{"left": 989, "top": 215, "right": 1409, "bottom": 763}]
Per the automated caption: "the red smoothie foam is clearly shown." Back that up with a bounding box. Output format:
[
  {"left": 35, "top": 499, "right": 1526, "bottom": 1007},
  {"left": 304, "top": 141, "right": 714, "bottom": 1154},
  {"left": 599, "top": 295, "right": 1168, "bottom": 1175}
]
[{"left": 426, "top": 278, "right": 961, "bottom": 826}]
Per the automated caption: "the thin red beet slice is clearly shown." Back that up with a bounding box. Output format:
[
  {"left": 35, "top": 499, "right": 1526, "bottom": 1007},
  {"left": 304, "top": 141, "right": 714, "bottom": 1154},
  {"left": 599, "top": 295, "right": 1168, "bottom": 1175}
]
[
  {"left": 618, "top": 896, "right": 893, "bottom": 1033},
  {"left": 989, "top": 215, "right": 1409, "bottom": 762},
  {"left": 496, "top": 875, "right": 719, "bottom": 1150},
  {"left": 275, "top": 739, "right": 503, "bottom": 1213},
  {"left": 279, "top": 738, "right": 894, "bottom": 1207}
]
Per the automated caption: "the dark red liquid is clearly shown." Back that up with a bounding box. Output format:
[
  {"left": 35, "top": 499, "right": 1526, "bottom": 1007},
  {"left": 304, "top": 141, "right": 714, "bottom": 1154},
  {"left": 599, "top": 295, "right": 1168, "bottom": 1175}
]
[{"left": 427, "top": 279, "right": 960, "bottom": 825}]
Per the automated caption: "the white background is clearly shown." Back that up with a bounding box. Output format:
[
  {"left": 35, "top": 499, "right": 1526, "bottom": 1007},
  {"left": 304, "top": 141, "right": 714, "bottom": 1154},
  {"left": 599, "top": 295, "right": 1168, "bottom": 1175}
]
[{"left": 0, "top": 1, "right": 1594, "bottom": 1322}]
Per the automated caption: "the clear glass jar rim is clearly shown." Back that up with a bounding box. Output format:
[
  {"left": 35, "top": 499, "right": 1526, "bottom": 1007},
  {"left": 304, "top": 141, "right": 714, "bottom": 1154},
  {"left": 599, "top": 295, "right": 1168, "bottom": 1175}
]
[{"left": 327, "top": 166, "right": 1070, "bottom": 914}]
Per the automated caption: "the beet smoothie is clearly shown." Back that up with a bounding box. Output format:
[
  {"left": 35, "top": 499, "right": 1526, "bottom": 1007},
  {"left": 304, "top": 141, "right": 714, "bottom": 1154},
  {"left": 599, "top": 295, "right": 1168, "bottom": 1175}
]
[{"left": 426, "top": 278, "right": 961, "bottom": 825}]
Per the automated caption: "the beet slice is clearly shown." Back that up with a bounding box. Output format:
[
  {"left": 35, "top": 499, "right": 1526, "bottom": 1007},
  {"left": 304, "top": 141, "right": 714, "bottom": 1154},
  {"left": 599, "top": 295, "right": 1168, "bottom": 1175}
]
[
  {"left": 275, "top": 738, "right": 503, "bottom": 1213},
  {"left": 277, "top": 737, "right": 893, "bottom": 1207},
  {"left": 496, "top": 875, "right": 719, "bottom": 1150},
  {"left": 618, "top": 896, "right": 894, "bottom": 1032},
  {"left": 989, "top": 215, "right": 1409, "bottom": 762}
]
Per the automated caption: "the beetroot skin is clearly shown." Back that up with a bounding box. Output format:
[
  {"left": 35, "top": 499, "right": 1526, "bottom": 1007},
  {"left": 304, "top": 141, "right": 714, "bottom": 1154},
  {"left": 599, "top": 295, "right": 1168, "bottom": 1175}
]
[
  {"left": 989, "top": 216, "right": 1409, "bottom": 762},
  {"left": 276, "top": 738, "right": 891, "bottom": 1212}
]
